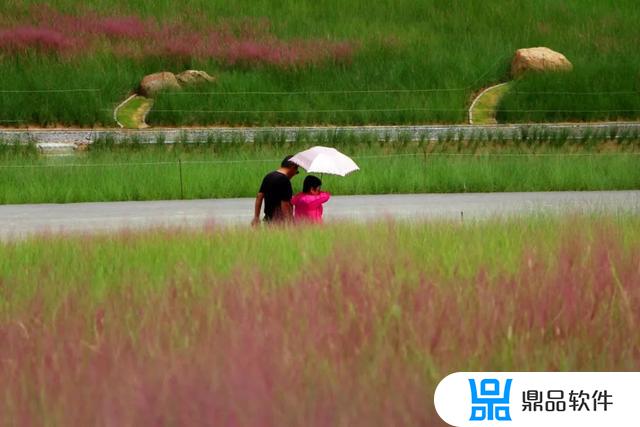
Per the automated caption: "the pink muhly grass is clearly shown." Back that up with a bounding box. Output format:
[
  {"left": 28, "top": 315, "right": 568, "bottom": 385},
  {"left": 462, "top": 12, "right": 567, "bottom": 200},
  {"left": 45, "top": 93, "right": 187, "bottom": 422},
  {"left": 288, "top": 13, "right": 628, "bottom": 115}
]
[
  {"left": 2, "top": 221, "right": 637, "bottom": 425},
  {"left": 159, "top": 34, "right": 204, "bottom": 60},
  {"left": 0, "top": 7, "right": 356, "bottom": 67},
  {"left": 97, "top": 16, "right": 151, "bottom": 39},
  {"left": 0, "top": 26, "right": 73, "bottom": 54},
  {"left": 27, "top": 4, "right": 95, "bottom": 34}
]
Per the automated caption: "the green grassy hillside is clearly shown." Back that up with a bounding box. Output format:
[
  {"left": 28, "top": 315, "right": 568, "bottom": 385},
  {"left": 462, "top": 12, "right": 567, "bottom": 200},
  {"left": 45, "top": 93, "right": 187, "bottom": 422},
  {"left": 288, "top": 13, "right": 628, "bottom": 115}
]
[{"left": 0, "top": 1, "right": 638, "bottom": 126}]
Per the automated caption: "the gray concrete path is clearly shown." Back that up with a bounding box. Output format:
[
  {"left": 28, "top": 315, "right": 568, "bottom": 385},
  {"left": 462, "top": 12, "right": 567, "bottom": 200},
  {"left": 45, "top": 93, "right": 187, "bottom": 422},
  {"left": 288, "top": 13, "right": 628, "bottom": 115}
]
[{"left": 0, "top": 191, "right": 638, "bottom": 240}]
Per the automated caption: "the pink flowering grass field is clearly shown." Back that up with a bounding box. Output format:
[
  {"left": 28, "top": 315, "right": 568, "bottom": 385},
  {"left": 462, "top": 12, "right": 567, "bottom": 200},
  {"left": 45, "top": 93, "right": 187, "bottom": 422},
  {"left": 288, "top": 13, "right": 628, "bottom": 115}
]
[
  {"left": 0, "top": 6, "right": 354, "bottom": 67},
  {"left": 1, "top": 216, "right": 639, "bottom": 425}
]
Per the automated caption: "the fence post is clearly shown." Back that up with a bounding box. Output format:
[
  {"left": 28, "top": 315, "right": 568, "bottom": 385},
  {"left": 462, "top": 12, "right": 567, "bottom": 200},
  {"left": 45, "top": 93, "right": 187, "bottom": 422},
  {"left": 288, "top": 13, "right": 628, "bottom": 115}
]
[{"left": 178, "top": 159, "right": 184, "bottom": 199}]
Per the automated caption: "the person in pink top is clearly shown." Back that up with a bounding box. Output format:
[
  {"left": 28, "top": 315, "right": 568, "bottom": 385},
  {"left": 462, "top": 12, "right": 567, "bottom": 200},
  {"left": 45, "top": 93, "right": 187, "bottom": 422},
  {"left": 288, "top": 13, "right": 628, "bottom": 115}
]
[{"left": 291, "top": 175, "right": 331, "bottom": 224}]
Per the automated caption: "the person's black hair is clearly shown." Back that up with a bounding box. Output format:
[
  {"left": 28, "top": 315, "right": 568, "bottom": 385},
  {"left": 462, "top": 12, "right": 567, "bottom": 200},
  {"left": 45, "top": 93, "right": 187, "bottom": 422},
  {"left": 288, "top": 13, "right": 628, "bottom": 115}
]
[
  {"left": 281, "top": 155, "right": 298, "bottom": 169},
  {"left": 302, "top": 175, "right": 322, "bottom": 193}
]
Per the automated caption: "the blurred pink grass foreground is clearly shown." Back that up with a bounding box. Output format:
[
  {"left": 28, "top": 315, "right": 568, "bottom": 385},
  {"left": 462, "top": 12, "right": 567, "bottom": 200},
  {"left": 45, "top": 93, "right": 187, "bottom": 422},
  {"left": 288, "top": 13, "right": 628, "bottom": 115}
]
[
  {"left": 0, "top": 218, "right": 639, "bottom": 426},
  {"left": 0, "top": 6, "right": 355, "bottom": 67}
]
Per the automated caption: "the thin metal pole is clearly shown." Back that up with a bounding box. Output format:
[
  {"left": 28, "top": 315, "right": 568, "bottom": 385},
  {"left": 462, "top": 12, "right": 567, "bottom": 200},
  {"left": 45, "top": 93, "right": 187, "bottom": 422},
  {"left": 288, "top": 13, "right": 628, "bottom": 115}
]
[{"left": 178, "top": 159, "right": 184, "bottom": 199}]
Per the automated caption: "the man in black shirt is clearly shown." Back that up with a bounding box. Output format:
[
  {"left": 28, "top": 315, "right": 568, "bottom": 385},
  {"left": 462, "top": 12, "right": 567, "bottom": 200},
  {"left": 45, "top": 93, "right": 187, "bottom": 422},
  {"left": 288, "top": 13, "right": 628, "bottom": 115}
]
[{"left": 252, "top": 155, "right": 300, "bottom": 225}]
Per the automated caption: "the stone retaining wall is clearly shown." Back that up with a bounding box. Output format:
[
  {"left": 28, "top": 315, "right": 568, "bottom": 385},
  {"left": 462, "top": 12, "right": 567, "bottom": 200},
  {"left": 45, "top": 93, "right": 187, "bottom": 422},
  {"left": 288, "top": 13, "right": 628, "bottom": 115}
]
[{"left": 1, "top": 123, "right": 639, "bottom": 149}]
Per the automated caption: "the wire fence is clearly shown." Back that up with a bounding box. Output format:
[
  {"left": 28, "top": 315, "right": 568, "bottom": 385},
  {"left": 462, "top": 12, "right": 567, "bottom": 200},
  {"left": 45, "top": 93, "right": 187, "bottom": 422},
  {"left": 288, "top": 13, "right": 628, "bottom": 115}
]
[
  {"left": 0, "top": 104, "right": 615, "bottom": 134},
  {"left": 167, "top": 88, "right": 470, "bottom": 96},
  {"left": 0, "top": 88, "right": 101, "bottom": 93},
  {"left": 510, "top": 90, "right": 639, "bottom": 95},
  {"left": 149, "top": 107, "right": 468, "bottom": 114},
  {"left": 1, "top": 151, "right": 639, "bottom": 170},
  {"left": 153, "top": 88, "right": 639, "bottom": 97},
  {"left": 145, "top": 107, "right": 640, "bottom": 115},
  {"left": 0, "top": 88, "right": 632, "bottom": 96}
]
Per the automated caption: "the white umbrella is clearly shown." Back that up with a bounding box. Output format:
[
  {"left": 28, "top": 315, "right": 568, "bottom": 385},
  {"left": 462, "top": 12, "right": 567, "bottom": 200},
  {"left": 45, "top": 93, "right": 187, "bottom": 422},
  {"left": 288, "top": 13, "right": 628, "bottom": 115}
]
[{"left": 289, "top": 146, "right": 359, "bottom": 177}]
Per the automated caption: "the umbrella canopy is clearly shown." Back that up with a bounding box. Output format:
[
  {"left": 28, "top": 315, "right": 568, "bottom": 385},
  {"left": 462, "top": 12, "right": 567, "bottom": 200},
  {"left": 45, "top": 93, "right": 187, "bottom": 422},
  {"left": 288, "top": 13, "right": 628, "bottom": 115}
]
[{"left": 289, "top": 146, "right": 359, "bottom": 177}]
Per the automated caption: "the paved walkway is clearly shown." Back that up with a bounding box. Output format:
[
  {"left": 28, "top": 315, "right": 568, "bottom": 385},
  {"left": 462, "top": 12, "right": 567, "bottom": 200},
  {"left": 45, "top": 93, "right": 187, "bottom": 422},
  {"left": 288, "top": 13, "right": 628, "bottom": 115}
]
[{"left": 0, "top": 191, "right": 638, "bottom": 240}]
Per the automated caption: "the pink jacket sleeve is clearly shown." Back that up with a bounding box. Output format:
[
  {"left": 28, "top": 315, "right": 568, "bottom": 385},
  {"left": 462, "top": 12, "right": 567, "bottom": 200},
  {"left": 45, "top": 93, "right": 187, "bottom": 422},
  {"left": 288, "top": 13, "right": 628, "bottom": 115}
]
[{"left": 308, "top": 191, "right": 330, "bottom": 207}]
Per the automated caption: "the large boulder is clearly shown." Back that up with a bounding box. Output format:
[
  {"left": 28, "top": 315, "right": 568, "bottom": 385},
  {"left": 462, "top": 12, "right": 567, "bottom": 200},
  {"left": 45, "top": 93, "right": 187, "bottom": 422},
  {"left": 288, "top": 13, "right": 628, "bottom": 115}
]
[
  {"left": 138, "top": 72, "right": 181, "bottom": 97},
  {"left": 511, "top": 47, "right": 573, "bottom": 78},
  {"left": 176, "top": 70, "right": 216, "bottom": 86}
]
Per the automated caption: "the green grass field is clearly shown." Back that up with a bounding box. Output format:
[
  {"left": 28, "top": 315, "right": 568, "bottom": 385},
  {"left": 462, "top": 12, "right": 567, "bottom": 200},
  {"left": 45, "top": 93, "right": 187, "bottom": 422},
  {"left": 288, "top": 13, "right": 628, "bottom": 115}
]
[
  {"left": 1, "top": 137, "right": 639, "bottom": 204},
  {"left": 1, "top": 216, "right": 639, "bottom": 424},
  {"left": 0, "top": 1, "right": 639, "bottom": 126}
]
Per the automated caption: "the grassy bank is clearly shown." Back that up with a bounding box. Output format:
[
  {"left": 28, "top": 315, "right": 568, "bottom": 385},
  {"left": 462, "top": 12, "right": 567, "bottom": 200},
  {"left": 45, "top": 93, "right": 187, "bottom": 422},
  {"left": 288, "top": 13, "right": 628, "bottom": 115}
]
[
  {"left": 0, "top": 137, "right": 639, "bottom": 204},
  {"left": 1, "top": 216, "right": 639, "bottom": 424},
  {"left": 0, "top": 1, "right": 639, "bottom": 126}
]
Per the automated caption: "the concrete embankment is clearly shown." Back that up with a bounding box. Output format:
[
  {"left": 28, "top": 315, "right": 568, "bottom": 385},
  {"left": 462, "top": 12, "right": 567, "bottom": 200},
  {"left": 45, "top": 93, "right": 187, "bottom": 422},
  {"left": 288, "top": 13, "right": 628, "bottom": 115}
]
[{"left": 2, "top": 123, "right": 640, "bottom": 154}]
